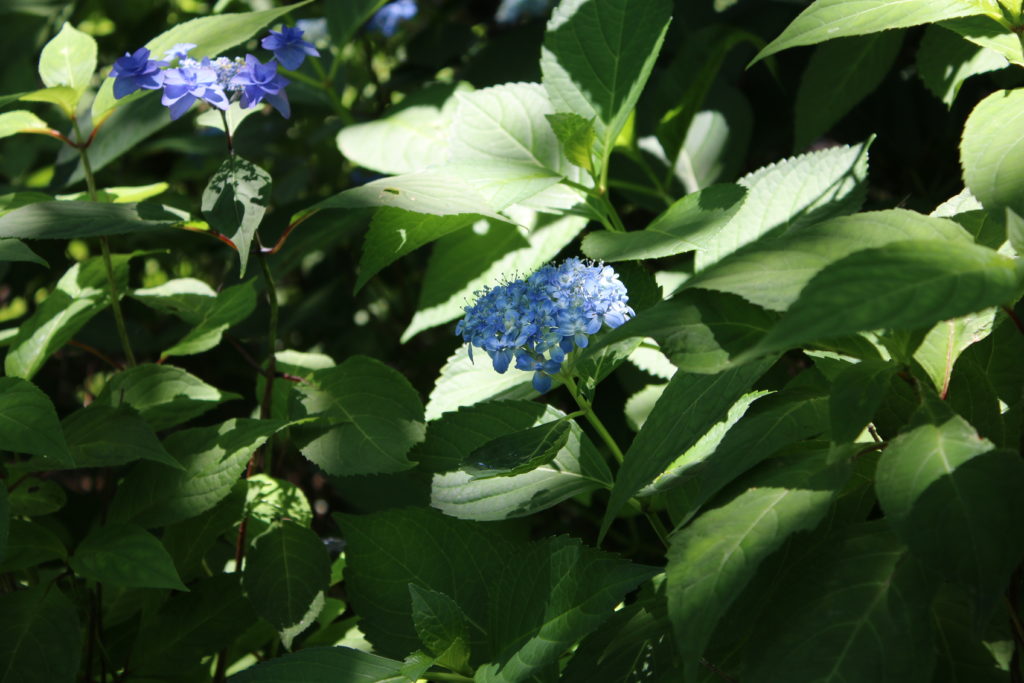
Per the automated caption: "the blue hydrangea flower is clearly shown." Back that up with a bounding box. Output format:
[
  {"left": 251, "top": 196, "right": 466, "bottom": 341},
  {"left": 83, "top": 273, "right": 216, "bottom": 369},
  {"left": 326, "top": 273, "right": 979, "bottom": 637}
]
[
  {"left": 109, "top": 47, "right": 166, "bottom": 99},
  {"left": 456, "top": 258, "right": 634, "bottom": 393},
  {"left": 261, "top": 25, "right": 319, "bottom": 70},
  {"left": 231, "top": 55, "right": 291, "bottom": 118},
  {"left": 367, "top": 0, "right": 418, "bottom": 37},
  {"left": 163, "top": 43, "right": 196, "bottom": 61},
  {"left": 160, "top": 59, "right": 229, "bottom": 120},
  {"left": 495, "top": 0, "right": 552, "bottom": 24}
]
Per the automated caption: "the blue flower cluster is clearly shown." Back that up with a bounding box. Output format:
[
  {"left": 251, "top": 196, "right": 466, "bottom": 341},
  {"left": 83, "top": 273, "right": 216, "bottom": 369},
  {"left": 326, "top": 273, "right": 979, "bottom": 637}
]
[
  {"left": 456, "top": 258, "right": 634, "bottom": 393},
  {"left": 367, "top": 0, "right": 418, "bottom": 37},
  {"left": 108, "top": 26, "right": 319, "bottom": 120}
]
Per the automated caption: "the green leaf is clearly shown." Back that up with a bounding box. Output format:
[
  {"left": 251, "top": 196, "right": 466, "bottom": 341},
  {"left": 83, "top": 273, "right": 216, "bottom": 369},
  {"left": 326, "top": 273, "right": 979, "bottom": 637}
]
[
  {"left": 601, "top": 356, "right": 776, "bottom": 540},
  {"left": 962, "top": 88, "right": 1024, "bottom": 217},
  {"left": 0, "top": 584, "right": 80, "bottom": 683},
  {"left": 917, "top": 26, "right": 1008, "bottom": 107},
  {"left": 747, "top": 240, "right": 1020, "bottom": 357},
  {"left": 243, "top": 520, "right": 331, "bottom": 633},
  {"left": 875, "top": 416, "right": 1024, "bottom": 605},
  {"left": 540, "top": 0, "right": 672, "bottom": 167},
  {"left": 53, "top": 405, "right": 181, "bottom": 470},
  {"left": 462, "top": 419, "right": 571, "bottom": 479},
  {"left": 93, "top": 364, "right": 239, "bottom": 430},
  {"left": 581, "top": 184, "right": 746, "bottom": 262},
  {"left": 753, "top": 0, "right": 982, "bottom": 63},
  {"left": 0, "top": 520, "right": 67, "bottom": 572},
  {"left": 0, "top": 200, "right": 183, "bottom": 239},
  {"left": 404, "top": 213, "right": 586, "bottom": 341},
  {"left": 0, "top": 239, "right": 45, "bottom": 266},
  {"left": 245, "top": 473, "right": 313, "bottom": 541},
  {"left": 689, "top": 210, "right": 972, "bottom": 312},
  {"left": 292, "top": 356, "right": 425, "bottom": 476},
  {"left": 1008, "top": 207, "right": 1024, "bottom": 255},
  {"left": 425, "top": 346, "right": 537, "bottom": 421},
  {"left": 4, "top": 255, "right": 130, "bottom": 380},
  {"left": 92, "top": 1, "right": 314, "bottom": 118},
  {"left": 0, "top": 488, "right": 7, "bottom": 566},
  {"left": 229, "top": 647, "right": 409, "bottom": 683},
  {"left": 695, "top": 141, "right": 870, "bottom": 269},
  {"left": 742, "top": 523, "right": 936, "bottom": 682},
  {"left": 71, "top": 523, "right": 187, "bottom": 590},
  {"left": 337, "top": 101, "right": 453, "bottom": 175},
  {"left": 913, "top": 308, "right": 996, "bottom": 393},
  {"left": 941, "top": 14, "right": 1024, "bottom": 66},
  {"left": 38, "top": 22, "right": 96, "bottom": 96},
  {"left": 829, "top": 359, "right": 896, "bottom": 442},
  {"left": 326, "top": 0, "right": 389, "bottom": 48},
  {"left": 423, "top": 402, "right": 612, "bottom": 521},
  {"left": 409, "top": 585, "right": 472, "bottom": 674},
  {"left": 794, "top": 32, "right": 904, "bottom": 151},
  {"left": 546, "top": 112, "right": 595, "bottom": 172},
  {"left": 6, "top": 480, "right": 65, "bottom": 517},
  {"left": 162, "top": 483, "right": 245, "bottom": 583},
  {"left": 202, "top": 156, "right": 271, "bottom": 277},
  {"left": 667, "top": 452, "right": 848, "bottom": 680},
  {"left": 56, "top": 181, "right": 169, "bottom": 204},
  {"left": 0, "top": 110, "right": 50, "bottom": 140},
  {"left": 931, "top": 586, "right": 1011, "bottom": 682},
  {"left": 109, "top": 418, "right": 286, "bottom": 527},
  {"left": 19, "top": 86, "right": 80, "bottom": 118},
  {"left": 0, "top": 377, "right": 71, "bottom": 463},
  {"left": 163, "top": 279, "right": 257, "bottom": 356},
  {"left": 131, "top": 277, "right": 218, "bottom": 323}
]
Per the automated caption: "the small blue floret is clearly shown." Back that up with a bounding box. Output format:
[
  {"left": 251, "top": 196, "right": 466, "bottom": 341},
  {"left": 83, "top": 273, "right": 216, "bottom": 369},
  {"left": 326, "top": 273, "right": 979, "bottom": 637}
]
[
  {"left": 232, "top": 55, "right": 291, "bottom": 119},
  {"left": 109, "top": 47, "right": 166, "bottom": 99},
  {"left": 261, "top": 25, "right": 320, "bottom": 70},
  {"left": 367, "top": 0, "right": 418, "bottom": 37}
]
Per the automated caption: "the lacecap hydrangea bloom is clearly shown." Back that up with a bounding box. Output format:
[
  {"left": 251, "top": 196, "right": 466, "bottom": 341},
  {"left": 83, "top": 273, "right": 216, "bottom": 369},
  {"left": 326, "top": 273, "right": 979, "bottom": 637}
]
[
  {"left": 108, "top": 25, "right": 318, "bottom": 120},
  {"left": 367, "top": 0, "right": 418, "bottom": 37},
  {"left": 456, "top": 258, "right": 634, "bottom": 393}
]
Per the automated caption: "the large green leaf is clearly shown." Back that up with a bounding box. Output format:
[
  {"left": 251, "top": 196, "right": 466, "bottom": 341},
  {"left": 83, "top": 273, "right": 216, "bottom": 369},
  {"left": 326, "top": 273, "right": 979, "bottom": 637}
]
[
  {"left": 695, "top": 141, "right": 870, "bottom": 269},
  {"left": 687, "top": 209, "right": 972, "bottom": 312},
  {"left": 540, "top": 0, "right": 672, "bottom": 169},
  {"left": 581, "top": 184, "right": 746, "bottom": 262},
  {"left": 409, "top": 585, "right": 472, "bottom": 675},
  {"left": 941, "top": 14, "right": 1024, "bottom": 66},
  {"left": 229, "top": 647, "right": 409, "bottom": 682},
  {"left": 829, "top": 359, "right": 896, "bottom": 442},
  {"left": 0, "top": 377, "right": 71, "bottom": 464},
  {"left": 0, "top": 585, "right": 80, "bottom": 683},
  {"left": 0, "top": 200, "right": 183, "bottom": 239},
  {"left": 337, "top": 99, "right": 453, "bottom": 175},
  {"left": 202, "top": 156, "right": 271, "bottom": 277},
  {"left": 4, "top": 254, "right": 131, "bottom": 379},
  {"left": 421, "top": 401, "right": 612, "bottom": 521},
  {"left": 70, "top": 523, "right": 187, "bottom": 590},
  {"left": 917, "top": 26, "right": 1008, "bottom": 107},
  {"left": 742, "top": 523, "right": 936, "bottom": 682},
  {"left": 747, "top": 240, "right": 1021, "bottom": 357},
  {"left": 292, "top": 356, "right": 425, "bottom": 476},
  {"left": 92, "top": 364, "right": 239, "bottom": 430},
  {"left": 424, "top": 346, "right": 537, "bottom": 421},
  {"left": 109, "top": 418, "right": 285, "bottom": 527},
  {"left": 0, "top": 110, "right": 50, "bottom": 140},
  {"left": 913, "top": 308, "right": 996, "bottom": 393},
  {"left": 601, "top": 356, "right": 776, "bottom": 539},
  {"left": 753, "top": 0, "right": 983, "bottom": 62},
  {"left": 667, "top": 452, "right": 848, "bottom": 680},
  {"left": 794, "top": 32, "right": 904, "bottom": 150},
  {"left": 875, "top": 416, "right": 1024, "bottom": 606},
  {"left": 58, "top": 405, "right": 181, "bottom": 470},
  {"left": 243, "top": 520, "right": 331, "bottom": 633},
  {"left": 962, "top": 88, "right": 1024, "bottom": 217},
  {"left": 92, "top": 1, "right": 314, "bottom": 118},
  {"left": 38, "top": 22, "right": 96, "bottom": 96}
]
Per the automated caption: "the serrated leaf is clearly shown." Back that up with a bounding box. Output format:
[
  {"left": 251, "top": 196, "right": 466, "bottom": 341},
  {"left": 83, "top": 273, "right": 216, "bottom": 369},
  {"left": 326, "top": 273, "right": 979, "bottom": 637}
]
[
  {"left": 4, "top": 254, "right": 131, "bottom": 380},
  {"left": 753, "top": 0, "right": 982, "bottom": 63},
  {"left": 688, "top": 209, "right": 972, "bottom": 312},
  {"left": 546, "top": 112, "right": 595, "bottom": 172},
  {"left": 0, "top": 585, "right": 80, "bottom": 683},
  {"left": 601, "top": 356, "right": 776, "bottom": 539},
  {"left": 163, "top": 279, "right": 257, "bottom": 356},
  {"left": 875, "top": 416, "right": 1024, "bottom": 607},
  {"left": 917, "top": 26, "right": 1008, "bottom": 107},
  {"left": 243, "top": 520, "right": 330, "bottom": 632},
  {"left": 424, "top": 402, "right": 612, "bottom": 521},
  {"left": 582, "top": 183, "right": 746, "bottom": 262},
  {"left": 71, "top": 523, "right": 187, "bottom": 590},
  {"left": 962, "top": 88, "right": 1024, "bottom": 217},
  {"left": 202, "top": 156, "right": 271, "bottom": 277},
  {"left": 92, "top": 363, "right": 238, "bottom": 430},
  {"left": 109, "top": 418, "right": 286, "bottom": 527},
  {"left": 92, "top": 0, "right": 314, "bottom": 118},
  {"left": 292, "top": 356, "right": 425, "bottom": 476},
  {"left": 0, "top": 110, "right": 50, "bottom": 140},
  {"left": 409, "top": 585, "right": 472, "bottom": 674},
  {"left": 747, "top": 240, "right": 1020, "bottom": 357},
  {"left": 794, "top": 32, "right": 903, "bottom": 150},
  {"left": 0, "top": 377, "right": 71, "bottom": 463},
  {"left": 38, "top": 22, "right": 96, "bottom": 95},
  {"left": 540, "top": 0, "right": 671, "bottom": 170},
  {"left": 829, "top": 359, "right": 896, "bottom": 442},
  {"left": 695, "top": 141, "right": 870, "bottom": 269},
  {"left": 58, "top": 405, "right": 182, "bottom": 470},
  {"left": 0, "top": 200, "right": 183, "bottom": 239},
  {"left": 228, "top": 646, "right": 410, "bottom": 682},
  {"left": 667, "top": 452, "right": 848, "bottom": 680}
]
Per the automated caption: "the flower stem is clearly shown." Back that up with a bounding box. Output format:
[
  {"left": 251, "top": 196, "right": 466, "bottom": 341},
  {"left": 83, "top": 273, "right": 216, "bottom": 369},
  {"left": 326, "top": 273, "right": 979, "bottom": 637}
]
[
  {"left": 562, "top": 374, "right": 623, "bottom": 464},
  {"left": 73, "top": 118, "right": 136, "bottom": 367}
]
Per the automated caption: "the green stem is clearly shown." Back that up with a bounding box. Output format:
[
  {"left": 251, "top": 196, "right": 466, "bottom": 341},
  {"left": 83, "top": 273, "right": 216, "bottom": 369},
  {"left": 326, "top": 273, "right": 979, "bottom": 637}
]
[
  {"left": 256, "top": 247, "right": 279, "bottom": 423},
  {"left": 282, "top": 62, "right": 354, "bottom": 124},
  {"left": 73, "top": 119, "right": 136, "bottom": 367},
  {"left": 562, "top": 374, "right": 623, "bottom": 464},
  {"left": 423, "top": 673, "right": 474, "bottom": 683},
  {"left": 562, "top": 179, "right": 627, "bottom": 232}
]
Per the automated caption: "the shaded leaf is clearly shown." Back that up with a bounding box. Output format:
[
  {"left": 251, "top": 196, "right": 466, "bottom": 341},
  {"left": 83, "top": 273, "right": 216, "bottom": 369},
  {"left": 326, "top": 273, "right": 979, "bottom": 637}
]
[
  {"left": 70, "top": 523, "right": 187, "bottom": 590},
  {"left": 0, "top": 585, "right": 80, "bottom": 683},
  {"left": 962, "top": 88, "right": 1024, "bottom": 217},
  {"left": 59, "top": 405, "right": 181, "bottom": 470},
  {"left": 202, "top": 156, "right": 271, "bottom": 277},
  {"left": 409, "top": 585, "right": 472, "bottom": 674},
  {"left": 93, "top": 364, "right": 239, "bottom": 430},
  {"left": 229, "top": 646, "right": 410, "bottom": 682},
  {"left": 0, "top": 239, "right": 45, "bottom": 266},
  {"left": 0, "top": 377, "right": 71, "bottom": 463},
  {"left": 462, "top": 419, "right": 571, "bottom": 479},
  {"left": 546, "top": 112, "right": 595, "bottom": 172},
  {"left": 917, "top": 26, "right": 1007, "bottom": 107},
  {"left": 0, "top": 200, "right": 183, "bottom": 239}
]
